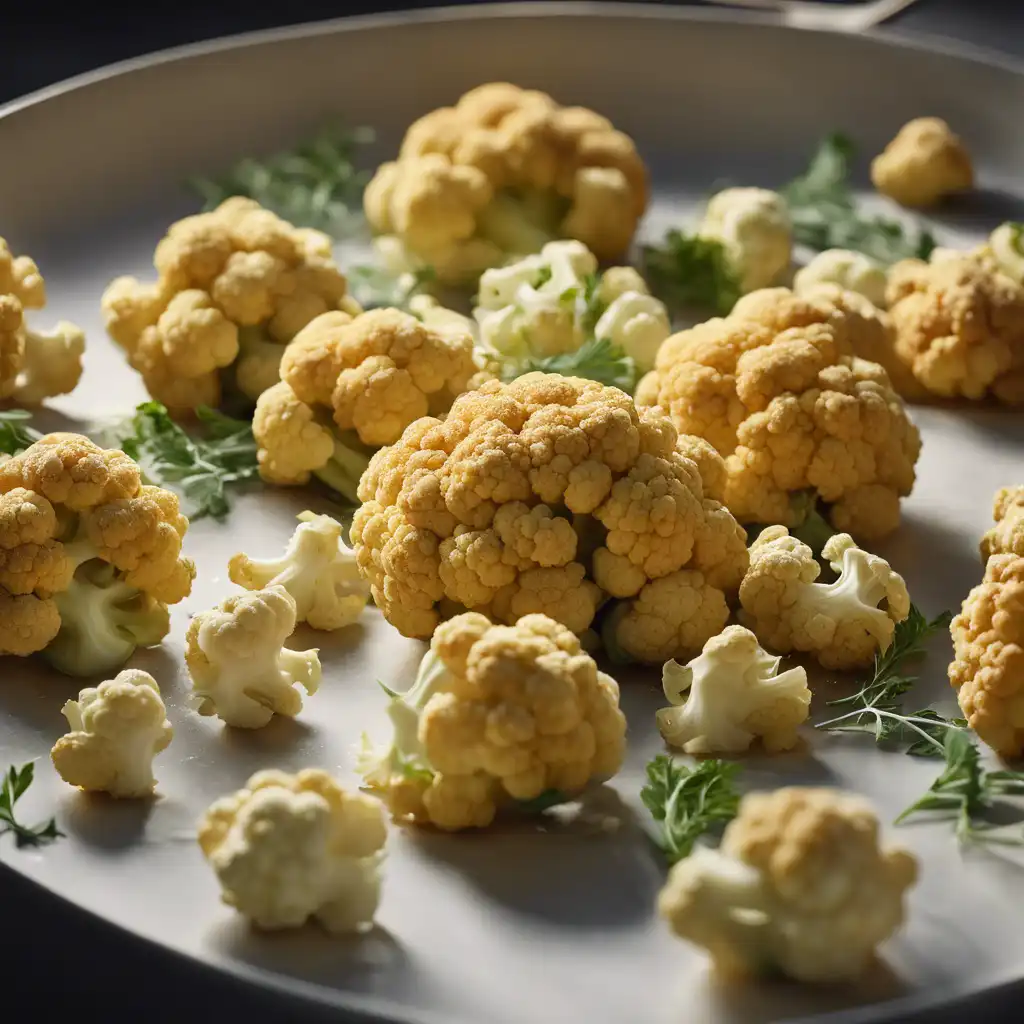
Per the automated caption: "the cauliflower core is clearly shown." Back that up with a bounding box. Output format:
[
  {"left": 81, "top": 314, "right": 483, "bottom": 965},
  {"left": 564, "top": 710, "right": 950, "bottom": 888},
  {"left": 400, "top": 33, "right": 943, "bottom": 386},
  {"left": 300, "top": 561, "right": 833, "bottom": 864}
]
[
  {"left": 739, "top": 529, "right": 910, "bottom": 671},
  {"left": 636, "top": 286, "right": 922, "bottom": 540},
  {"left": 981, "top": 486, "right": 1024, "bottom": 561},
  {"left": 51, "top": 669, "right": 173, "bottom": 797},
  {"left": 358, "top": 611, "right": 627, "bottom": 831},
  {"left": 229, "top": 511, "right": 369, "bottom": 630},
  {"left": 101, "top": 197, "right": 360, "bottom": 413},
  {"left": 185, "top": 585, "right": 321, "bottom": 728},
  {"left": 871, "top": 117, "right": 973, "bottom": 209},
  {"left": 199, "top": 769, "right": 387, "bottom": 932},
  {"left": 887, "top": 251, "right": 1024, "bottom": 404},
  {"left": 253, "top": 307, "right": 487, "bottom": 500},
  {"left": 0, "top": 238, "right": 85, "bottom": 404},
  {"left": 351, "top": 374, "right": 749, "bottom": 663},
  {"left": 364, "top": 82, "right": 648, "bottom": 285},
  {"left": 0, "top": 434, "right": 194, "bottom": 675},
  {"left": 474, "top": 240, "right": 670, "bottom": 376},
  {"left": 658, "top": 787, "right": 917, "bottom": 983},
  {"left": 949, "top": 553, "right": 1024, "bottom": 756},
  {"left": 657, "top": 625, "right": 810, "bottom": 755}
]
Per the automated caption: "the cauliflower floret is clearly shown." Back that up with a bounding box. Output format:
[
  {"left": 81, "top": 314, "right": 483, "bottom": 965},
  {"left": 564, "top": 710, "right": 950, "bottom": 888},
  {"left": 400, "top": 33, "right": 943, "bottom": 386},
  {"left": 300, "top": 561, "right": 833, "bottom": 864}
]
[
  {"left": 987, "top": 222, "right": 1024, "bottom": 285},
  {"left": 658, "top": 787, "right": 917, "bottom": 982},
  {"left": 351, "top": 374, "right": 748, "bottom": 661},
  {"left": 357, "top": 611, "right": 627, "bottom": 831},
  {"left": 184, "top": 585, "right": 321, "bottom": 728},
  {"left": 254, "top": 307, "right": 486, "bottom": 500},
  {"left": 0, "top": 437, "right": 194, "bottom": 675},
  {"left": 871, "top": 117, "right": 973, "bottom": 208},
  {"left": 886, "top": 251, "right": 1024, "bottom": 404},
  {"left": 50, "top": 669, "right": 173, "bottom": 797},
  {"left": 739, "top": 528, "right": 910, "bottom": 671},
  {"left": 657, "top": 625, "right": 810, "bottom": 754},
  {"left": 793, "top": 249, "right": 887, "bottom": 309},
  {"left": 198, "top": 768, "right": 387, "bottom": 932},
  {"left": 949, "top": 553, "right": 1024, "bottom": 755},
  {"left": 228, "top": 511, "right": 369, "bottom": 630},
  {"left": 0, "top": 240, "right": 85, "bottom": 404},
  {"left": 636, "top": 288, "right": 922, "bottom": 539},
  {"left": 981, "top": 486, "right": 1024, "bottom": 560},
  {"left": 364, "top": 83, "right": 648, "bottom": 285},
  {"left": 100, "top": 198, "right": 361, "bottom": 413},
  {"left": 698, "top": 188, "right": 793, "bottom": 294}
]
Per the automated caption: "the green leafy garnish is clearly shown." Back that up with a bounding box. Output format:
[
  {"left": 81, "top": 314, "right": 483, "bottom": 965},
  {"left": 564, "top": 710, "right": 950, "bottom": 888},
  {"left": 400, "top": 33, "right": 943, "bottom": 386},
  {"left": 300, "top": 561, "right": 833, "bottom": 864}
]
[
  {"left": 640, "top": 754, "right": 741, "bottom": 865},
  {"left": 188, "top": 124, "right": 374, "bottom": 236},
  {"left": 515, "top": 336, "right": 637, "bottom": 392},
  {"left": 896, "top": 730, "right": 1024, "bottom": 844},
  {"left": 0, "top": 762, "right": 63, "bottom": 848},
  {"left": 113, "top": 402, "right": 260, "bottom": 521},
  {"left": 348, "top": 265, "right": 435, "bottom": 311},
  {"left": 816, "top": 606, "right": 958, "bottom": 755},
  {"left": 782, "top": 133, "right": 936, "bottom": 264},
  {"left": 515, "top": 789, "right": 571, "bottom": 814},
  {"left": 641, "top": 230, "right": 741, "bottom": 315},
  {"left": 0, "top": 409, "right": 40, "bottom": 455}
]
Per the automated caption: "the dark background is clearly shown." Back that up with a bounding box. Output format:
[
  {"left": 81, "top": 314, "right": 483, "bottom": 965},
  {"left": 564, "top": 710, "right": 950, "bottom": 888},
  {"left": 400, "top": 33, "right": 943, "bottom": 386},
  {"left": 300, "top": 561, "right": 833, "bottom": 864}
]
[{"left": 3, "top": 1, "right": 1023, "bottom": 1021}]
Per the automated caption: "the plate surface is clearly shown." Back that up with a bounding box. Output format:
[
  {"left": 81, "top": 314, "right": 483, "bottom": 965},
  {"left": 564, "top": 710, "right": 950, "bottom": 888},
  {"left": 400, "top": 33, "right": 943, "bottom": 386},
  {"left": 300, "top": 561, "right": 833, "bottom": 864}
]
[{"left": 2, "top": 5, "right": 1024, "bottom": 1023}]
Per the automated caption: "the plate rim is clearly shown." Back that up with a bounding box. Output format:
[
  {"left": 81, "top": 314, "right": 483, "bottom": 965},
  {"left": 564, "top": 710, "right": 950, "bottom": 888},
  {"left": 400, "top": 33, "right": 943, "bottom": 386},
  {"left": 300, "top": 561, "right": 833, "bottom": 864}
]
[{"left": 3, "top": 4, "right": 1024, "bottom": 1022}]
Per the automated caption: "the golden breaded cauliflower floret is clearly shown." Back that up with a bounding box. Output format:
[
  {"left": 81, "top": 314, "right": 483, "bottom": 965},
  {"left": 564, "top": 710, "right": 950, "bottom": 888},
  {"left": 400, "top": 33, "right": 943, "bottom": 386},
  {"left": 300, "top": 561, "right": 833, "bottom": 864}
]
[
  {"left": 357, "top": 611, "right": 627, "bottom": 831},
  {"left": 636, "top": 287, "right": 922, "bottom": 539},
  {"left": 51, "top": 668, "right": 173, "bottom": 798},
  {"left": 351, "top": 374, "right": 747, "bottom": 661},
  {"left": 886, "top": 252, "right": 1024, "bottom": 404},
  {"left": 949, "top": 553, "right": 1024, "bottom": 756},
  {"left": 658, "top": 787, "right": 917, "bottom": 983},
  {"left": 871, "top": 117, "right": 973, "bottom": 209},
  {"left": 0, "top": 239, "right": 85, "bottom": 404},
  {"left": 0, "top": 436, "right": 194, "bottom": 675},
  {"left": 199, "top": 768, "right": 387, "bottom": 933},
  {"left": 739, "top": 527, "right": 910, "bottom": 671},
  {"left": 981, "top": 486, "right": 1024, "bottom": 560},
  {"left": 364, "top": 83, "right": 648, "bottom": 285},
  {"left": 100, "top": 198, "right": 361, "bottom": 413}
]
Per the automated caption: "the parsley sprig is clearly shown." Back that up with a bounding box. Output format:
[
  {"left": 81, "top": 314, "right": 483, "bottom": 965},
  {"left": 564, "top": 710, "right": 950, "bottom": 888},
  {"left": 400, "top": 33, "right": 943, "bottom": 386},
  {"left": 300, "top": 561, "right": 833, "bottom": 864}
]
[
  {"left": 188, "top": 124, "right": 374, "bottom": 237},
  {"left": 640, "top": 755, "right": 741, "bottom": 865},
  {"left": 1, "top": 763, "right": 63, "bottom": 848},
  {"left": 0, "top": 409, "right": 40, "bottom": 455},
  {"left": 113, "top": 402, "right": 260, "bottom": 521},
  {"left": 348, "top": 265, "right": 436, "bottom": 311},
  {"left": 816, "top": 606, "right": 958, "bottom": 756},
  {"left": 641, "top": 230, "right": 741, "bottom": 316},
  {"left": 782, "top": 133, "right": 936, "bottom": 264},
  {"left": 517, "top": 336, "right": 637, "bottom": 393}
]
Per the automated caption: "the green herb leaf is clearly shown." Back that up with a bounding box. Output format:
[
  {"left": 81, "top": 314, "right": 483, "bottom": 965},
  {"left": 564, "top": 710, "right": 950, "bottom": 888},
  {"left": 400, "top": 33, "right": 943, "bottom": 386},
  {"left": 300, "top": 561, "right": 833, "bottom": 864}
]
[
  {"left": 896, "top": 730, "right": 1024, "bottom": 844},
  {"left": 0, "top": 762, "right": 63, "bottom": 848},
  {"left": 348, "top": 265, "right": 435, "bottom": 311},
  {"left": 783, "top": 134, "right": 936, "bottom": 264},
  {"left": 816, "top": 606, "right": 957, "bottom": 755},
  {"left": 641, "top": 230, "right": 741, "bottom": 315},
  {"left": 188, "top": 124, "right": 374, "bottom": 237},
  {"left": 513, "top": 336, "right": 637, "bottom": 392},
  {"left": 112, "top": 402, "right": 260, "bottom": 521},
  {"left": 640, "top": 754, "right": 741, "bottom": 865},
  {"left": 515, "top": 789, "right": 570, "bottom": 814},
  {"left": 0, "top": 409, "right": 41, "bottom": 456}
]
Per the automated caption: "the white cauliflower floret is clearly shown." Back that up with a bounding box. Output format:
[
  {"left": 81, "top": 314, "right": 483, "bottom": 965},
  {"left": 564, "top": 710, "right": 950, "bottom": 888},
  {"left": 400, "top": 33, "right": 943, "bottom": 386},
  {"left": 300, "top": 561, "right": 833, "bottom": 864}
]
[
  {"left": 228, "top": 511, "right": 369, "bottom": 631},
  {"left": 657, "top": 625, "right": 810, "bottom": 754},
  {"left": 658, "top": 787, "right": 918, "bottom": 983},
  {"left": 793, "top": 249, "right": 888, "bottom": 309},
  {"left": 988, "top": 222, "right": 1024, "bottom": 285},
  {"left": 594, "top": 291, "right": 671, "bottom": 374},
  {"left": 698, "top": 188, "right": 793, "bottom": 293},
  {"left": 50, "top": 669, "right": 173, "bottom": 797},
  {"left": 185, "top": 585, "right": 321, "bottom": 728},
  {"left": 739, "top": 528, "right": 911, "bottom": 671},
  {"left": 198, "top": 768, "right": 388, "bottom": 933}
]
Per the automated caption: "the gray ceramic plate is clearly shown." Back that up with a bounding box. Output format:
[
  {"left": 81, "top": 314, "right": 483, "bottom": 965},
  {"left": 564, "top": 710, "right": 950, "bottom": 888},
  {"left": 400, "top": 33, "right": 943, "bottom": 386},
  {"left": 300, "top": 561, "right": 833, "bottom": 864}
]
[{"left": 3, "top": 5, "right": 1024, "bottom": 1023}]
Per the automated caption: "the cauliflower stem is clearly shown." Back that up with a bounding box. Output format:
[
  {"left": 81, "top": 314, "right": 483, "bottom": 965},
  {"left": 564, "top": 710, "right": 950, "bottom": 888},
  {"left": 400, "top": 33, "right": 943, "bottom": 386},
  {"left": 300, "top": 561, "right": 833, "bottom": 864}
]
[{"left": 314, "top": 434, "right": 374, "bottom": 506}]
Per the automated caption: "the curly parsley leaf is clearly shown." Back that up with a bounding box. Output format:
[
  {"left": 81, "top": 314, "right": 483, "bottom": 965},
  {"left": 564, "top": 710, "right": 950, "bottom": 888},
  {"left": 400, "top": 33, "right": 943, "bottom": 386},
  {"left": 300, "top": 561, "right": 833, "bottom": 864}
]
[
  {"left": 782, "top": 133, "right": 936, "bottom": 264},
  {"left": 641, "top": 755, "right": 741, "bottom": 865},
  {"left": 188, "top": 124, "right": 374, "bottom": 237},
  {"left": 0, "top": 762, "right": 63, "bottom": 848},
  {"left": 641, "top": 230, "right": 741, "bottom": 316},
  {"left": 348, "top": 265, "right": 436, "bottom": 311},
  {"left": 513, "top": 335, "right": 638, "bottom": 393},
  {"left": 0, "top": 409, "right": 40, "bottom": 456},
  {"left": 112, "top": 402, "right": 260, "bottom": 521}
]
